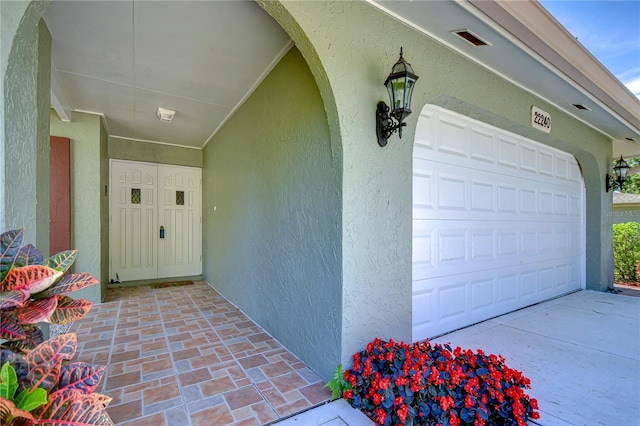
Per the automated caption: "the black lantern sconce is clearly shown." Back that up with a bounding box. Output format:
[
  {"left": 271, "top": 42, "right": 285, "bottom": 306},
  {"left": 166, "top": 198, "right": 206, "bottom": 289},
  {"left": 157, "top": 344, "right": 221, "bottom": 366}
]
[
  {"left": 376, "top": 48, "right": 419, "bottom": 147},
  {"left": 606, "top": 156, "right": 630, "bottom": 192}
]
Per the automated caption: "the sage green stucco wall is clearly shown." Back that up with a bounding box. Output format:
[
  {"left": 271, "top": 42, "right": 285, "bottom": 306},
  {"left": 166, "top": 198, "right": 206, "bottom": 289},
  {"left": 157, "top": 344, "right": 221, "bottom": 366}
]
[
  {"left": 1, "top": 0, "right": 51, "bottom": 232},
  {"left": 3, "top": 13, "right": 51, "bottom": 253},
  {"left": 202, "top": 47, "right": 341, "bottom": 380},
  {"left": 50, "top": 110, "right": 106, "bottom": 303},
  {"left": 262, "top": 1, "right": 613, "bottom": 364},
  {"left": 108, "top": 137, "right": 202, "bottom": 168}
]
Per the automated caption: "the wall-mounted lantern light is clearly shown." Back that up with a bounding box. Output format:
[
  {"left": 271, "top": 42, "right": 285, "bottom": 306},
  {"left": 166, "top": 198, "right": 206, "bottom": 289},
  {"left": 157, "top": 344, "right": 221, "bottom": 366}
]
[
  {"left": 376, "top": 48, "right": 419, "bottom": 147},
  {"left": 606, "top": 156, "right": 630, "bottom": 192}
]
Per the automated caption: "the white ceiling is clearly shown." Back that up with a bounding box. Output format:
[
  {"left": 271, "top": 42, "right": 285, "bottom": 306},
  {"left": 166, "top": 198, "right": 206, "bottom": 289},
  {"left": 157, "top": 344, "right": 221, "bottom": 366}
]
[
  {"left": 44, "top": 0, "right": 291, "bottom": 149},
  {"left": 44, "top": 0, "right": 640, "bottom": 153}
]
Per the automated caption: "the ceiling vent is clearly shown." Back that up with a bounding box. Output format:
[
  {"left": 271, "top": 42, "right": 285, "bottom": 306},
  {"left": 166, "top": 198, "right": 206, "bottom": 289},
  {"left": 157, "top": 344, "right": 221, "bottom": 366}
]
[
  {"left": 452, "top": 29, "right": 490, "bottom": 47},
  {"left": 157, "top": 107, "right": 175, "bottom": 123},
  {"left": 571, "top": 103, "right": 591, "bottom": 111}
]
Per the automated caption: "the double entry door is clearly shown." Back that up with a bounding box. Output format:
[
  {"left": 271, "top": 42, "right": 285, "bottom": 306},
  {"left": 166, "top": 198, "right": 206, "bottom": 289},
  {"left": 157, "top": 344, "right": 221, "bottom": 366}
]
[{"left": 110, "top": 160, "right": 202, "bottom": 282}]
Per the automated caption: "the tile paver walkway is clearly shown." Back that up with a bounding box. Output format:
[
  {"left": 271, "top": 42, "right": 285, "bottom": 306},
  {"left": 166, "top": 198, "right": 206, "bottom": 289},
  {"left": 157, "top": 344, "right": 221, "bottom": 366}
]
[{"left": 70, "top": 281, "right": 332, "bottom": 425}]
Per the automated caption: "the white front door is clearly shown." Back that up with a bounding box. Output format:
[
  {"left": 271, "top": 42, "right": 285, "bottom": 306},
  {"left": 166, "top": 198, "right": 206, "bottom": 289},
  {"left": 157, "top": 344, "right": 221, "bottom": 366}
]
[
  {"left": 110, "top": 160, "right": 202, "bottom": 281},
  {"left": 157, "top": 165, "right": 202, "bottom": 278}
]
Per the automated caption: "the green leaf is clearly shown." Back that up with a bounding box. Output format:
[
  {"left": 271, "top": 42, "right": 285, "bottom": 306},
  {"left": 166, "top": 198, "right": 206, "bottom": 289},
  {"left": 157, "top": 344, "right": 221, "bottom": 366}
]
[
  {"left": 324, "top": 364, "right": 347, "bottom": 400},
  {"left": 0, "top": 362, "right": 18, "bottom": 400},
  {"left": 14, "top": 387, "right": 47, "bottom": 412},
  {"left": 43, "top": 250, "right": 78, "bottom": 273},
  {"left": 0, "top": 229, "right": 24, "bottom": 284}
]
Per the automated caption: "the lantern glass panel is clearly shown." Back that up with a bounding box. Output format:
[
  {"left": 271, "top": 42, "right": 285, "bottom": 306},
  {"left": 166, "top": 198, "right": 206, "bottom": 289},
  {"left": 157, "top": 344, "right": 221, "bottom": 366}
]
[
  {"left": 614, "top": 157, "right": 630, "bottom": 179},
  {"left": 403, "top": 77, "right": 416, "bottom": 110}
]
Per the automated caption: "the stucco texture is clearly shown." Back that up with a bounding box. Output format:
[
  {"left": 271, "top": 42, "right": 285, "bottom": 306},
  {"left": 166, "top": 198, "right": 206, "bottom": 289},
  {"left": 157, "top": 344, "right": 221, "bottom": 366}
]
[
  {"left": 1, "top": 1, "right": 50, "bottom": 232},
  {"left": 261, "top": 0, "right": 613, "bottom": 364},
  {"left": 202, "top": 47, "right": 342, "bottom": 380},
  {"left": 3, "top": 13, "right": 51, "bottom": 252},
  {"left": 50, "top": 110, "right": 106, "bottom": 303},
  {"left": 108, "top": 137, "right": 202, "bottom": 168}
]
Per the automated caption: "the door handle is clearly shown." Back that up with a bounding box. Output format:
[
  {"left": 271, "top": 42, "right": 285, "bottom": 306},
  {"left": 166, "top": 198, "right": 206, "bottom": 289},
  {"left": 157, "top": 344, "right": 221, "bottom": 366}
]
[{"left": 160, "top": 226, "right": 165, "bottom": 239}]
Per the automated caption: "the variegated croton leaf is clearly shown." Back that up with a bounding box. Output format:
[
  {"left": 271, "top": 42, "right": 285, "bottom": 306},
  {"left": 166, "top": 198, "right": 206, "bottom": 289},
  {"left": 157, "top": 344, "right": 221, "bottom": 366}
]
[
  {"left": 53, "top": 362, "right": 106, "bottom": 394},
  {"left": 15, "top": 296, "right": 58, "bottom": 325},
  {"left": 0, "top": 229, "right": 24, "bottom": 284},
  {"left": 24, "top": 333, "right": 76, "bottom": 370},
  {"left": 2, "top": 325, "right": 45, "bottom": 357},
  {"left": 34, "top": 390, "right": 113, "bottom": 425},
  {"left": 0, "top": 312, "right": 25, "bottom": 341},
  {"left": 0, "top": 397, "right": 36, "bottom": 425},
  {"left": 0, "top": 290, "right": 26, "bottom": 310},
  {"left": 35, "top": 272, "right": 99, "bottom": 298},
  {"left": 43, "top": 250, "right": 78, "bottom": 274},
  {"left": 1, "top": 265, "right": 63, "bottom": 294},
  {"left": 50, "top": 295, "right": 93, "bottom": 325},
  {"left": 23, "top": 357, "right": 61, "bottom": 393},
  {"left": 14, "top": 244, "right": 44, "bottom": 268}
]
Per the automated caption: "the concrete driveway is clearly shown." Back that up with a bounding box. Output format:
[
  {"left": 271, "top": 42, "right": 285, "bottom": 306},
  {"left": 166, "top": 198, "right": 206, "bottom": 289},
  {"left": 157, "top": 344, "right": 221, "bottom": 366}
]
[{"left": 433, "top": 290, "right": 640, "bottom": 426}]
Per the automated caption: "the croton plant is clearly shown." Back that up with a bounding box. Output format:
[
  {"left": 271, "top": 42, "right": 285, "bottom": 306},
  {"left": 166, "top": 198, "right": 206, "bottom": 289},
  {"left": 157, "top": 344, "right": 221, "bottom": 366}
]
[{"left": 0, "top": 228, "right": 113, "bottom": 425}]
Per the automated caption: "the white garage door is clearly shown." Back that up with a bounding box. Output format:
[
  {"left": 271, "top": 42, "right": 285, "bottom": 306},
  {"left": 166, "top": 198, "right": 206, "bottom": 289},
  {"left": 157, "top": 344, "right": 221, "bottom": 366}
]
[{"left": 412, "top": 105, "right": 584, "bottom": 341}]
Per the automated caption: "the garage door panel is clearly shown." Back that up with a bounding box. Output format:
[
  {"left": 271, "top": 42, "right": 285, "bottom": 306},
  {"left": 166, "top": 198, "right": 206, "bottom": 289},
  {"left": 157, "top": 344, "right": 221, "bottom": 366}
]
[
  {"left": 414, "top": 161, "right": 581, "bottom": 222},
  {"left": 420, "top": 111, "right": 579, "bottom": 181},
  {"left": 414, "top": 220, "right": 581, "bottom": 282},
  {"left": 413, "top": 257, "right": 581, "bottom": 338},
  {"left": 470, "top": 129, "right": 495, "bottom": 163},
  {"left": 412, "top": 105, "right": 584, "bottom": 340}
]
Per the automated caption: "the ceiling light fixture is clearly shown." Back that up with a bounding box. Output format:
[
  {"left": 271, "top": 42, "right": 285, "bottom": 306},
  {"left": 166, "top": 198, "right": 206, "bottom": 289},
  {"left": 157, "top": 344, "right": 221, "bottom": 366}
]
[{"left": 157, "top": 107, "right": 175, "bottom": 123}]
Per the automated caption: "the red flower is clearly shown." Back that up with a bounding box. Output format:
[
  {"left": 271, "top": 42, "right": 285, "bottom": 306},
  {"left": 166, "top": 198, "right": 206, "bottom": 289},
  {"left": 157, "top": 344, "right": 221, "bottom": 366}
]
[
  {"left": 397, "top": 404, "right": 409, "bottom": 422},
  {"left": 450, "top": 411, "right": 460, "bottom": 426},
  {"left": 379, "top": 377, "right": 391, "bottom": 390},
  {"left": 465, "top": 394, "right": 474, "bottom": 409},
  {"left": 439, "top": 396, "right": 455, "bottom": 411},
  {"left": 386, "top": 351, "right": 394, "bottom": 363},
  {"left": 372, "top": 393, "right": 382, "bottom": 406},
  {"left": 376, "top": 408, "right": 386, "bottom": 424},
  {"left": 344, "top": 389, "right": 353, "bottom": 399}
]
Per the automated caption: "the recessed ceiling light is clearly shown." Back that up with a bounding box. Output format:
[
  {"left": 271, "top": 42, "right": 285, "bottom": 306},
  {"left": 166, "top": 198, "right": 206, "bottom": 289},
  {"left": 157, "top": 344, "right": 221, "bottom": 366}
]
[
  {"left": 157, "top": 107, "right": 175, "bottom": 123},
  {"left": 451, "top": 29, "right": 491, "bottom": 47},
  {"left": 570, "top": 103, "right": 591, "bottom": 111}
]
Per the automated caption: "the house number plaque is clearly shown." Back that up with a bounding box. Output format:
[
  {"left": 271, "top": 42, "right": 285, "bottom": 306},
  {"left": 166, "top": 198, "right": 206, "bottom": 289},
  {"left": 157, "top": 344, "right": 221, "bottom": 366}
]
[{"left": 531, "top": 106, "right": 551, "bottom": 133}]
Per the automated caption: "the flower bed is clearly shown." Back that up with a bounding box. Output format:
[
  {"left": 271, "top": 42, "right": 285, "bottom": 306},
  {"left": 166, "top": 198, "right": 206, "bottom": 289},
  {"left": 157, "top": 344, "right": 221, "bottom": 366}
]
[{"left": 340, "top": 338, "right": 539, "bottom": 426}]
